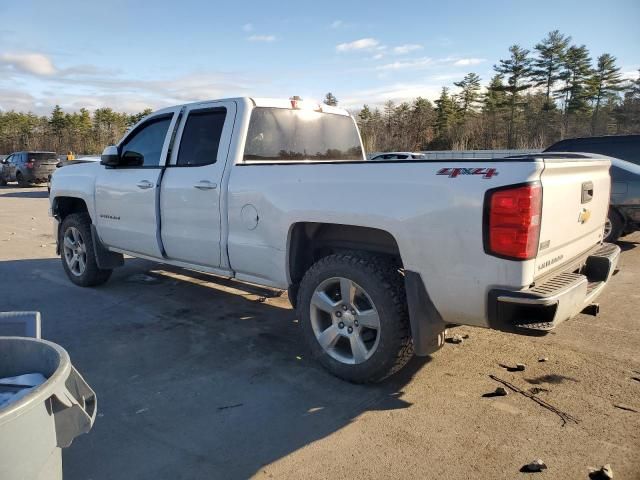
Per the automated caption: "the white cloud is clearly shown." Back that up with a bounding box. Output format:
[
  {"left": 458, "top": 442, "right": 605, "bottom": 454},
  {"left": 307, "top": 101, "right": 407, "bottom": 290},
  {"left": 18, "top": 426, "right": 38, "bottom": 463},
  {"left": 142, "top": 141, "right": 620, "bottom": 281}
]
[
  {"left": 330, "top": 20, "right": 343, "bottom": 29},
  {"left": 336, "top": 38, "right": 379, "bottom": 52},
  {"left": 453, "top": 58, "right": 485, "bottom": 66},
  {"left": 247, "top": 34, "right": 276, "bottom": 42},
  {"left": 377, "top": 57, "right": 433, "bottom": 70},
  {"left": 0, "top": 52, "right": 56, "bottom": 76},
  {"left": 372, "top": 53, "right": 384, "bottom": 60},
  {"left": 242, "top": 23, "right": 253, "bottom": 32},
  {"left": 393, "top": 44, "right": 423, "bottom": 55}
]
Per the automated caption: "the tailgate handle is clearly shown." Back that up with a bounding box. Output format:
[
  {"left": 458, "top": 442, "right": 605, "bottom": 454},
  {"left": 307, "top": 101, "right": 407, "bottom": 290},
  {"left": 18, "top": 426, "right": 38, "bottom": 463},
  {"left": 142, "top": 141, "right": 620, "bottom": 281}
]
[{"left": 581, "top": 181, "right": 593, "bottom": 204}]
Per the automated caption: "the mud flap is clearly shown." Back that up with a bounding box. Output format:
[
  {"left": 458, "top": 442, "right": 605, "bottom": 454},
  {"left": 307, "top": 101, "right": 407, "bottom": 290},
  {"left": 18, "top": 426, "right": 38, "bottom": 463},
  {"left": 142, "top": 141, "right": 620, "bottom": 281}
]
[
  {"left": 404, "top": 270, "right": 447, "bottom": 356},
  {"left": 90, "top": 225, "right": 124, "bottom": 270}
]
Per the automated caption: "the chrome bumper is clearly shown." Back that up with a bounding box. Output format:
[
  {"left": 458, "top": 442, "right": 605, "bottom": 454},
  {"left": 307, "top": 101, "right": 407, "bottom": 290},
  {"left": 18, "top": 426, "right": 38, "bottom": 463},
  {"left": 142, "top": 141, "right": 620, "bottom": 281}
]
[{"left": 488, "top": 243, "right": 621, "bottom": 332}]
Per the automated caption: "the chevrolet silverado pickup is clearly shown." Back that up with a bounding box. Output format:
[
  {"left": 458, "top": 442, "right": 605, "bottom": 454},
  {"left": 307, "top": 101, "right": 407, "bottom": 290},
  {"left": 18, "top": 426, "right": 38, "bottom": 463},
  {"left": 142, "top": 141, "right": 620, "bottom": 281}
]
[{"left": 49, "top": 97, "right": 620, "bottom": 383}]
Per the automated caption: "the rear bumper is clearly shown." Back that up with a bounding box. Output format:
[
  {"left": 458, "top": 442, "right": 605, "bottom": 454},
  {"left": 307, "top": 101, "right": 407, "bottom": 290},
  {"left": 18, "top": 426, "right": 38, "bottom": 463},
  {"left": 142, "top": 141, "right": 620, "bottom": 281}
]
[
  {"left": 488, "top": 243, "right": 620, "bottom": 333},
  {"left": 22, "top": 171, "right": 53, "bottom": 184}
]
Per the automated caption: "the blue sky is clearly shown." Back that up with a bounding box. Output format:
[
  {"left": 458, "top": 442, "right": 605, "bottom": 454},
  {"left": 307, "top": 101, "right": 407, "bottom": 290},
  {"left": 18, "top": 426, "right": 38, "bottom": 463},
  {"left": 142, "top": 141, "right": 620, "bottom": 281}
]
[{"left": 0, "top": 0, "right": 638, "bottom": 114}]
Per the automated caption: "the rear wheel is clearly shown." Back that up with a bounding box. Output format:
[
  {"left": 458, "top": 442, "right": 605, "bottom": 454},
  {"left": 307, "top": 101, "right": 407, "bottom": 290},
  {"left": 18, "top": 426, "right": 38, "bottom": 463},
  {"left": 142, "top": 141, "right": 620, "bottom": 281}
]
[
  {"left": 0, "top": 176, "right": 6, "bottom": 186},
  {"left": 16, "top": 172, "right": 29, "bottom": 188},
  {"left": 60, "top": 213, "right": 112, "bottom": 287},
  {"left": 604, "top": 208, "right": 624, "bottom": 242},
  {"left": 298, "top": 253, "right": 413, "bottom": 383}
]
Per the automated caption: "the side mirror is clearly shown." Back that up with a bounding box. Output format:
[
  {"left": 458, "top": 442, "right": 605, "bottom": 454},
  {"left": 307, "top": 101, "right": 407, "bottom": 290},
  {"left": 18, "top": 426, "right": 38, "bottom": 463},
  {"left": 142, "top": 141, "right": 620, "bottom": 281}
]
[{"left": 100, "top": 145, "right": 120, "bottom": 167}]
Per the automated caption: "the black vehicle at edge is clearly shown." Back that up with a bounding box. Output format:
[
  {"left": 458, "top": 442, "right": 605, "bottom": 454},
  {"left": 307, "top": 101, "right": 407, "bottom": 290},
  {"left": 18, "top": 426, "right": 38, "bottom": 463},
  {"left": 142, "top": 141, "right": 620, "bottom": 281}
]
[{"left": 544, "top": 134, "right": 640, "bottom": 242}]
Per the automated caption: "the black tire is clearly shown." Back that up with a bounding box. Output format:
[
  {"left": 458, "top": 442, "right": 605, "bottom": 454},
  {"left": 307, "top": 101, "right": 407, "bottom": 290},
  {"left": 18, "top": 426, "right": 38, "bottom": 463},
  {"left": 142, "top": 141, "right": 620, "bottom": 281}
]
[
  {"left": 60, "top": 213, "right": 112, "bottom": 287},
  {"left": 297, "top": 253, "right": 413, "bottom": 383},
  {"left": 604, "top": 207, "right": 624, "bottom": 243},
  {"left": 0, "top": 176, "right": 6, "bottom": 186},
  {"left": 16, "top": 172, "right": 29, "bottom": 188}
]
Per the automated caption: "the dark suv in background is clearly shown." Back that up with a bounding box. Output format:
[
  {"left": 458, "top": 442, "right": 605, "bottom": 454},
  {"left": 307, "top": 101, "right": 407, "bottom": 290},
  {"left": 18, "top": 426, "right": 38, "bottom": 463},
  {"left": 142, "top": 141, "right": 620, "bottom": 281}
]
[
  {"left": 0, "top": 151, "right": 58, "bottom": 187},
  {"left": 544, "top": 135, "right": 640, "bottom": 242}
]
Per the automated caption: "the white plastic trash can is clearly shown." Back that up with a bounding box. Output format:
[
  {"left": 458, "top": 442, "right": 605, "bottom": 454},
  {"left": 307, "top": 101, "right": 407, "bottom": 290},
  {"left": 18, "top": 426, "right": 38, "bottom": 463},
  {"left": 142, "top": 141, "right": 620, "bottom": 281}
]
[{"left": 0, "top": 337, "right": 97, "bottom": 480}]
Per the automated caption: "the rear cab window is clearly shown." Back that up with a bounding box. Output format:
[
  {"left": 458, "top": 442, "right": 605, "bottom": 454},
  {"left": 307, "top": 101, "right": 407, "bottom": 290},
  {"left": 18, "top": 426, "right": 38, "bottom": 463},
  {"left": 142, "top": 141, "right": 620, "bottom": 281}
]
[
  {"left": 177, "top": 108, "right": 226, "bottom": 166},
  {"left": 243, "top": 107, "right": 363, "bottom": 162}
]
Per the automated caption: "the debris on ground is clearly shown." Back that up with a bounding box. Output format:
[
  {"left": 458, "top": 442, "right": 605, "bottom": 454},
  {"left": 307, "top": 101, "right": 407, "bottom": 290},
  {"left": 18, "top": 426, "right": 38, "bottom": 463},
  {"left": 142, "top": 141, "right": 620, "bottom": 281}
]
[
  {"left": 588, "top": 464, "right": 613, "bottom": 479},
  {"left": 449, "top": 334, "right": 464, "bottom": 344},
  {"left": 482, "top": 386, "right": 510, "bottom": 398},
  {"left": 495, "top": 387, "right": 508, "bottom": 396},
  {"left": 520, "top": 459, "right": 547, "bottom": 472},
  {"left": 126, "top": 273, "right": 159, "bottom": 284},
  {"left": 256, "top": 296, "right": 267, "bottom": 303},
  {"left": 499, "top": 363, "right": 527, "bottom": 372},
  {"left": 613, "top": 403, "right": 638, "bottom": 413},
  {"left": 489, "top": 375, "right": 579, "bottom": 426},
  {"left": 631, "top": 376, "right": 640, "bottom": 383},
  {"left": 217, "top": 403, "right": 243, "bottom": 411},
  {"left": 539, "top": 357, "right": 549, "bottom": 362},
  {"left": 528, "top": 387, "right": 549, "bottom": 395}
]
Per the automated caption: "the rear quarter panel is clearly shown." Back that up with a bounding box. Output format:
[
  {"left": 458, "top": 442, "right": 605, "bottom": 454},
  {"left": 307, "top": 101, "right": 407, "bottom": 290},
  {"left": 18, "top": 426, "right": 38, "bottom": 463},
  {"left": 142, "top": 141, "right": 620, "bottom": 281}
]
[{"left": 227, "top": 160, "right": 543, "bottom": 326}]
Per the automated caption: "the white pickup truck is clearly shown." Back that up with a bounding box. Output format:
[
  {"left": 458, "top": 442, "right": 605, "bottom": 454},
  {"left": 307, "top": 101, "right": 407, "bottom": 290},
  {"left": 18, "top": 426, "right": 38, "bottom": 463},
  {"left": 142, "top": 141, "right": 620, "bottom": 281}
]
[{"left": 50, "top": 97, "right": 620, "bottom": 383}]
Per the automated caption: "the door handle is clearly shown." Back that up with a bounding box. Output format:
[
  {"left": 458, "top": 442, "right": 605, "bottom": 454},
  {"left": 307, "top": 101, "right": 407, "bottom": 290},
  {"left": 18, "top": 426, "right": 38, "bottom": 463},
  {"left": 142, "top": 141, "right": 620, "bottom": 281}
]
[
  {"left": 194, "top": 180, "right": 217, "bottom": 190},
  {"left": 136, "top": 180, "right": 154, "bottom": 190}
]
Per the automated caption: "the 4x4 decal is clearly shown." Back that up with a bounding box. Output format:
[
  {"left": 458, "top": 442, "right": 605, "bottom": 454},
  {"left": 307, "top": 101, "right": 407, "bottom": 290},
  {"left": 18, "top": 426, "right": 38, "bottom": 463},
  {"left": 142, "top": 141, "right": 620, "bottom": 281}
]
[{"left": 437, "top": 167, "right": 498, "bottom": 179}]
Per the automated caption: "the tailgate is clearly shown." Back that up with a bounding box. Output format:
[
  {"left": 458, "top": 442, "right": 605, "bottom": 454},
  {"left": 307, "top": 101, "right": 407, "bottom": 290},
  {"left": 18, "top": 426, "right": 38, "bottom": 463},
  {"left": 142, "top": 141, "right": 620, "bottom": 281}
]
[{"left": 535, "top": 156, "right": 611, "bottom": 279}]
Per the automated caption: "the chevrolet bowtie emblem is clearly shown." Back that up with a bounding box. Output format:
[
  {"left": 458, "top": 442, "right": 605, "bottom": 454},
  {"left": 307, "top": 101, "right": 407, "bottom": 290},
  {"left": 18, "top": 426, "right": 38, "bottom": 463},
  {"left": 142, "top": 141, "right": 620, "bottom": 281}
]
[{"left": 578, "top": 208, "right": 591, "bottom": 224}]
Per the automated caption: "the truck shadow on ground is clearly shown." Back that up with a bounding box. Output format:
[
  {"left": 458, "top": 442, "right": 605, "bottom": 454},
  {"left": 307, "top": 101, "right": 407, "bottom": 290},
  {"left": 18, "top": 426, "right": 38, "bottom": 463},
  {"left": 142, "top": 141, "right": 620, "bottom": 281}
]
[
  {"left": 0, "top": 256, "right": 429, "bottom": 480},
  {"left": 0, "top": 188, "right": 49, "bottom": 199}
]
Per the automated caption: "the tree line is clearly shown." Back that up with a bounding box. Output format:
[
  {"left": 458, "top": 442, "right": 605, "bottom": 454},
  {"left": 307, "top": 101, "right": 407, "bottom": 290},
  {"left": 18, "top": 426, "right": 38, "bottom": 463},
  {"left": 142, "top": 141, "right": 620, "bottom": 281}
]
[
  {"left": 0, "top": 106, "right": 152, "bottom": 155},
  {"left": 327, "top": 30, "right": 640, "bottom": 152},
  {"left": 1, "top": 30, "right": 638, "bottom": 156}
]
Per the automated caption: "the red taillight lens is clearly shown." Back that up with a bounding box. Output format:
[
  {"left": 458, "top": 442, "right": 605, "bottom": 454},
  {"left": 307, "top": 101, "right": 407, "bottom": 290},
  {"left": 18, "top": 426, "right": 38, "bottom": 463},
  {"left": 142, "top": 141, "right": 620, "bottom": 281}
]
[
  {"left": 26, "top": 160, "right": 35, "bottom": 169},
  {"left": 486, "top": 184, "right": 541, "bottom": 260}
]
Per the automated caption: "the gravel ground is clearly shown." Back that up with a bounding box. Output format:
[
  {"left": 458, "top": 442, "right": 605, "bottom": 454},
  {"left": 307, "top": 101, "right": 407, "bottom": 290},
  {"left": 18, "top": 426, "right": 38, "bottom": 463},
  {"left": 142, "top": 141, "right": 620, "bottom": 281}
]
[{"left": 1, "top": 185, "right": 638, "bottom": 480}]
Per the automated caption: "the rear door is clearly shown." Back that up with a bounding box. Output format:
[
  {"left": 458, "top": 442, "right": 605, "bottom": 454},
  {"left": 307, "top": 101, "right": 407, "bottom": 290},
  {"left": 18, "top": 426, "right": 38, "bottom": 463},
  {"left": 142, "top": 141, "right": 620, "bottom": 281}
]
[
  {"left": 535, "top": 156, "right": 611, "bottom": 278},
  {"left": 160, "top": 100, "right": 236, "bottom": 267},
  {"left": 95, "top": 111, "right": 179, "bottom": 257}
]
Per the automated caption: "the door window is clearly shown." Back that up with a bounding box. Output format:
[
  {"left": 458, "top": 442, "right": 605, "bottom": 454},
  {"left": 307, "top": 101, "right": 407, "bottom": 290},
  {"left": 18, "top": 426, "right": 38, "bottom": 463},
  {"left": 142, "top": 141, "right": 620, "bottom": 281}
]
[
  {"left": 120, "top": 116, "right": 172, "bottom": 167},
  {"left": 176, "top": 108, "right": 227, "bottom": 167}
]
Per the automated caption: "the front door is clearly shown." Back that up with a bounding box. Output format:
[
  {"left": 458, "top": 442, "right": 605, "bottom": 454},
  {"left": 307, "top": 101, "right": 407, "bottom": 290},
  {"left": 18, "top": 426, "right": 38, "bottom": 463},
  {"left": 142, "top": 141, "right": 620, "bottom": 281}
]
[
  {"left": 160, "top": 101, "right": 236, "bottom": 267},
  {"left": 95, "top": 110, "right": 179, "bottom": 257}
]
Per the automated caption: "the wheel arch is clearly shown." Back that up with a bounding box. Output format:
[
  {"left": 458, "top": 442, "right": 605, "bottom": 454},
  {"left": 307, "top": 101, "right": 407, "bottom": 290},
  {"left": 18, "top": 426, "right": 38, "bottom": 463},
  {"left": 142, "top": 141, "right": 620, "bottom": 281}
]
[
  {"left": 51, "top": 196, "right": 91, "bottom": 222},
  {"left": 287, "top": 222, "right": 403, "bottom": 289}
]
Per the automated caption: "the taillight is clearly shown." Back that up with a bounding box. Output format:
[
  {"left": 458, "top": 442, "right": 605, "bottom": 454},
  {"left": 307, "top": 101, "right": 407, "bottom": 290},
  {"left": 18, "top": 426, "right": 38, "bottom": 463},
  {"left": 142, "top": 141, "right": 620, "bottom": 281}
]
[
  {"left": 26, "top": 160, "right": 35, "bottom": 169},
  {"left": 485, "top": 183, "right": 542, "bottom": 260}
]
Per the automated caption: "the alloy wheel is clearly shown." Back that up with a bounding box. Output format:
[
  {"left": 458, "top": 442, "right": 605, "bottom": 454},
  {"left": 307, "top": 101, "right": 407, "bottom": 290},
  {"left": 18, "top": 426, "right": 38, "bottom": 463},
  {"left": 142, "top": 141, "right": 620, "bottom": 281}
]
[{"left": 309, "top": 277, "right": 381, "bottom": 364}]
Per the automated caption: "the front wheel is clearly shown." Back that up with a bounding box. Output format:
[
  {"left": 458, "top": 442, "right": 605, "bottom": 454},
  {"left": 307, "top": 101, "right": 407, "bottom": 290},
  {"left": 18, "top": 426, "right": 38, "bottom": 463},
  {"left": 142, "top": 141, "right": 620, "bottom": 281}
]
[
  {"left": 60, "top": 213, "right": 112, "bottom": 287},
  {"left": 298, "top": 253, "right": 413, "bottom": 383}
]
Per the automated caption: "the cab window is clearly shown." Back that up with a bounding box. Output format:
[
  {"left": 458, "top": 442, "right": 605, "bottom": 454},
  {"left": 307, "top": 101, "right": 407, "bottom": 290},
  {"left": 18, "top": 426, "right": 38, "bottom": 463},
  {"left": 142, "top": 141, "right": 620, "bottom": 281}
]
[
  {"left": 177, "top": 108, "right": 226, "bottom": 166},
  {"left": 120, "top": 115, "right": 172, "bottom": 167}
]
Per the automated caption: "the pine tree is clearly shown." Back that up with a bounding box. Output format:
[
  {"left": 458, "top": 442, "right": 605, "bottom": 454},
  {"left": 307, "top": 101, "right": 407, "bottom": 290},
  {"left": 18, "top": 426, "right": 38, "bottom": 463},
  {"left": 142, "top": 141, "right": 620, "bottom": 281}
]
[
  {"left": 323, "top": 92, "right": 338, "bottom": 106},
  {"left": 589, "top": 53, "right": 624, "bottom": 134},
  {"left": 493, "top": 45, "right": 533, "bottom": 148},
  {"left": 556, "top": 45, "right": 592, "bottom": 136},
  {"left": 482, "top": 75, "right": 507, "bottom": 148},
  {"left": 453, "top": 73, "right": 482, "bottom": 118},
  {"left": 532, "top": 30, "right": 571, "bottom": 110},
  {"left": 434, "top": 87, "right": 455, "bottom": 147}
]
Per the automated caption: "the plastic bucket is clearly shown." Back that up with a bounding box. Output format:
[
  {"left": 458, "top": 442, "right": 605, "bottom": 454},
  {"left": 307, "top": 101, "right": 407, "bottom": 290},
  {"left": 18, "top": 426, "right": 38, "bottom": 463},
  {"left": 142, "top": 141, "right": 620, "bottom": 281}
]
[{"left": 0, "top": 337, "right": 97, "bottom": 480}]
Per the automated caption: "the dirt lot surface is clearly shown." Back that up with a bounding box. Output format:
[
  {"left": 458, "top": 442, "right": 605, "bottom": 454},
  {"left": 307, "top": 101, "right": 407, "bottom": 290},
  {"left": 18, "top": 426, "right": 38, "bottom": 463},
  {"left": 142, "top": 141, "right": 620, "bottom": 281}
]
[{"left": 1, "top": 185, "right": 639, "bottom": 480}]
